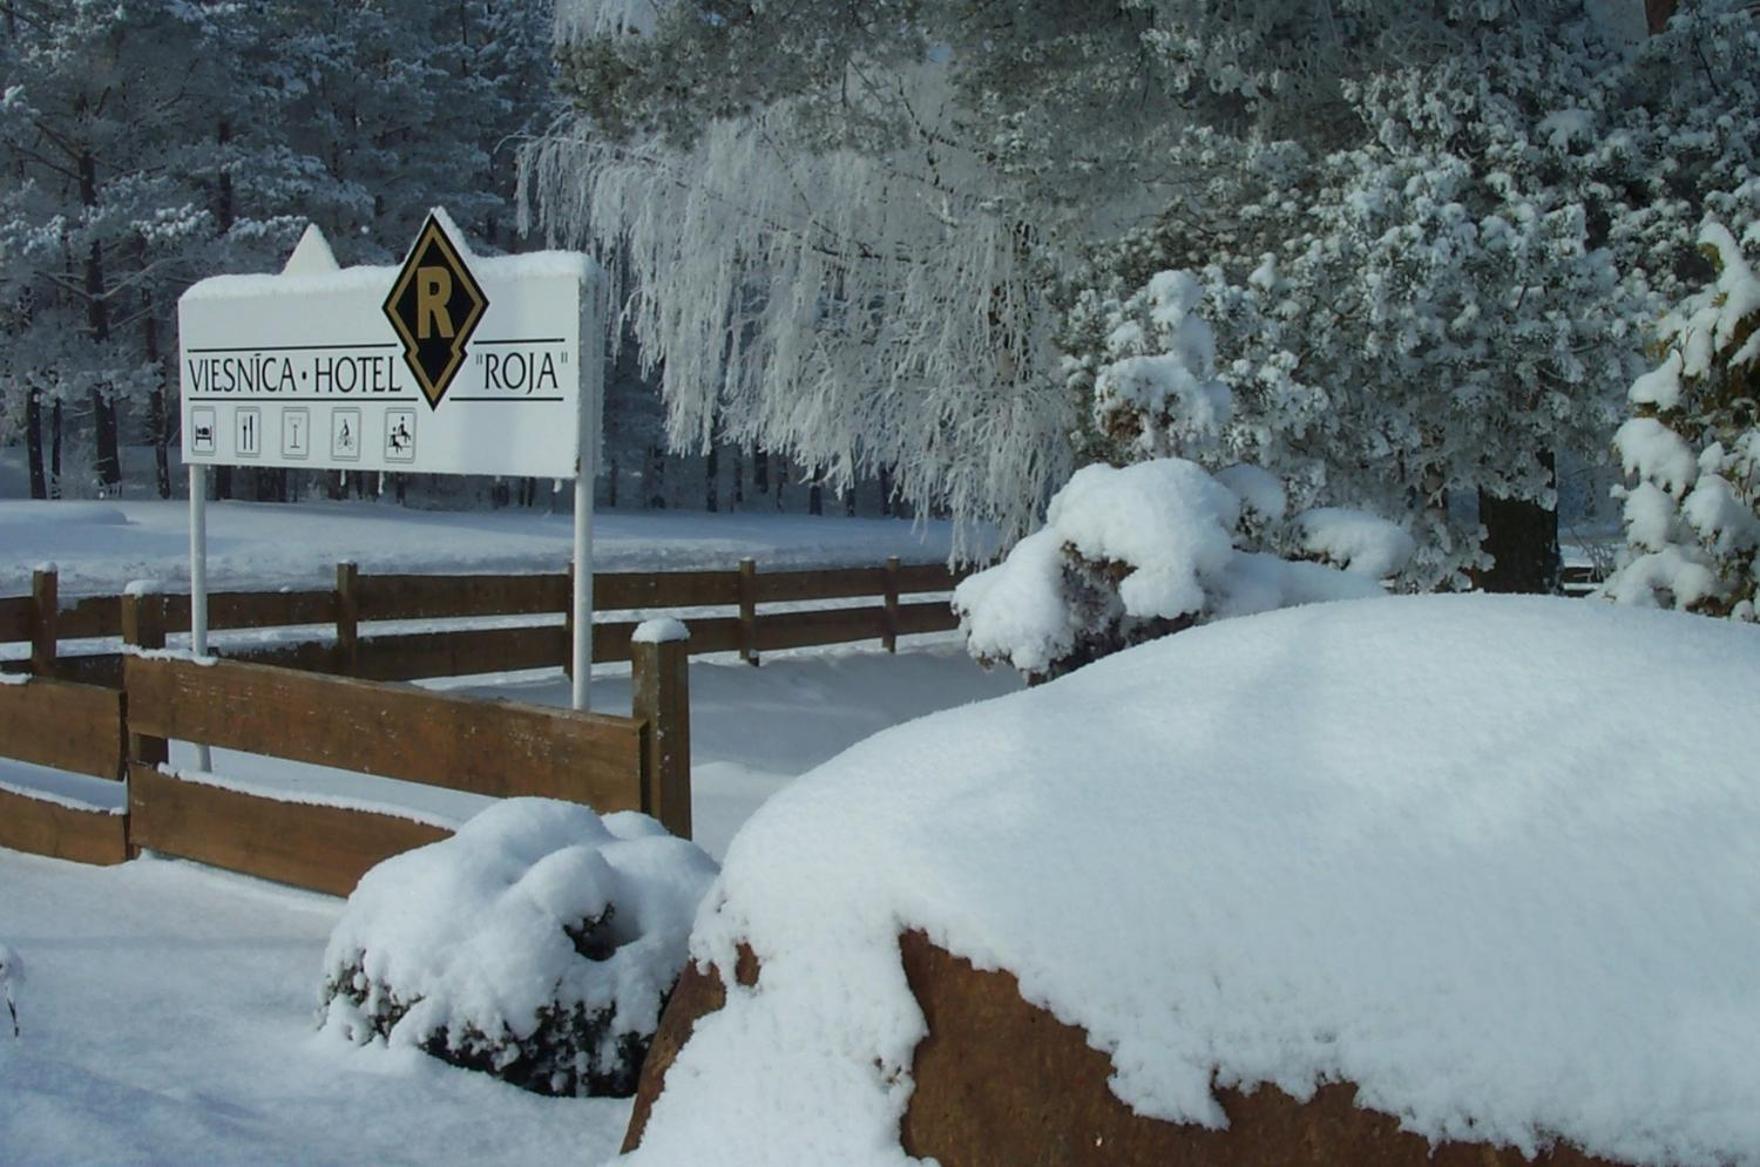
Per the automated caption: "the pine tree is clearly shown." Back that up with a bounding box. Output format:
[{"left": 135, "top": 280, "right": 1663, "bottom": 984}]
[{"left": 1603, "top": 185, "right": 1760, "bottom": 619}]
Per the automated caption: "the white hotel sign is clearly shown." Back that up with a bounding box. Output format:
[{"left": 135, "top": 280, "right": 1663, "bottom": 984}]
[{"left": 178, "top": 212, "right": 600, "bottom": 480}]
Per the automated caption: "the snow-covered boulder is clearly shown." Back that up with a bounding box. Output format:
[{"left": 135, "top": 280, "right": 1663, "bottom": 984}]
[
  {"left": 622, "top": 597, "right": 1760, "bottom": 1166},
  {"left": 318, "top": 799, "right": 717, "bottom": 1097}
]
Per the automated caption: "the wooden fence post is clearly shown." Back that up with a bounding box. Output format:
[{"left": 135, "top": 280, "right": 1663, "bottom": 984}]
[
  {"left": 121, "top": 587, "right": 168, "bottom": 774},
  {"left": 30, "top": 565, "right": 58, "bottom": 677},
  {"left": 738, "top": 557, "right": 760, "bottom": 666},
  {"left": 336, "top": 561, "right": 360, "bottom": 677},
  {"left": 883, "top": 556, "right": 901, "bottom": 654},
  {"left": 631, "top": 622, "right": 691, "bottom": 840}
]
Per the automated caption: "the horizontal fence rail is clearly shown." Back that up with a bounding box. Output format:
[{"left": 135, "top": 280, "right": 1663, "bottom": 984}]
[
  {"left": 0, "top": 672, "right": 131, "bottom": 866},
  {"left": 104, "top": 585, "right": 686, "bottom": 897},
  {"left": 3, "top": 556, "right": 970, "bottom": 685}
]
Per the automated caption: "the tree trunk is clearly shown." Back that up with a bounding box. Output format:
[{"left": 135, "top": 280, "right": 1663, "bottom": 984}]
[
  {"left": 25, "top": 384, "right": 47, "bottom": 500},
  {"left": 50, "top": 399, "right": 62, "bottom": 498},
  {"left": 647, "top": 445, "right": 667, "bottom": 509},
  {"left": 731, "top": 448, "right": 743, "bottom": 508},
  {"left": 144, "top": 308, "right": 171, "bottom": 499},
  {"left": 753, "top": 448, "right": 770, "bottom": 496},
  {"left": 879, "top": 465, "right": 894, "bottom": 517},
  {"left": 1476, "top": 452, "right": 1560, "bottom": 594},
  {"left": 705, "top": 444, "right": 720, "bottom": 513},
  {"left": 79, "top": 147, "right": 121, "bottom": 492},
  {"left": 809, "top": 476, "right": 823, "bottom": 516},
  {"left": 607, "top": 457, "right": 619, "bottom": 508}
]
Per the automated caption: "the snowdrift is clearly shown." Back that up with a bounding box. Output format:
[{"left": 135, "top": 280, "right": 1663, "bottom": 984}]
[{"left": 621, "top": 596, "right": 1760, "bottom": 1166}]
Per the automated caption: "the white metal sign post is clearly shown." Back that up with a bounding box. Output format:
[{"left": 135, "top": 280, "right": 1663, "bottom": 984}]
[{"left": 178, "top": 210, "right": 606, "bottom": 710}]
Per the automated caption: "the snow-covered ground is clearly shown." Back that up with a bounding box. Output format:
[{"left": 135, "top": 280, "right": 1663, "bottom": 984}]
[
  {"left": 0, "top": 497, "right": 987, "bottom": 597},
  {"left": 0, "top": 504, "right": 1020, "bottom": 1166}
]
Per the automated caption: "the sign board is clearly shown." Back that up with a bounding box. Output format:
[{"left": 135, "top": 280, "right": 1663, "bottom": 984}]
[{"left": 178, "top": 212, "right": 600, "bottom": 479}]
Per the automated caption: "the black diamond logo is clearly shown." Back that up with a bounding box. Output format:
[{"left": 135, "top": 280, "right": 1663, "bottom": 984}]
[{"left": 384, "top": 213, "right": 489, "bottom": 409}]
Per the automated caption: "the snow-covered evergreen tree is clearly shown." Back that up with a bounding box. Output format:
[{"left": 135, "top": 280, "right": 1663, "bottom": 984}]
[
  {"left": 0, "top": 0, "right": 561, "bottom": 500},
  {"left": 1065, "top": 12, "right": 1652, "bottom": 591},
  {"left": 959, "top": 282, "right": 1411, "bottom": 682},
  {"left": 1602, "top": 185, "right": 1760, "bottom": 619},
  {"left": 0, "top": 0, "right": 230, "bottom": 496}
]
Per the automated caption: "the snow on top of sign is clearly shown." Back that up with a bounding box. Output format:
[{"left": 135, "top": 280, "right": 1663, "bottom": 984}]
[
  {"left": 123, "top": 579, "right": 163, "bottom": 597},
  {"left": 424, "top": 205, "right": 476, "bottom": 258},
  {"left": 182, "top": 208, "right": 596, "bottom": 303},
  {"left": 181, "top": 251, "right": 598, "bottom": 302},
  {"left": 627, "top": 596, "right": 1760, "bottom": 1167},
  {"left": 281, "top": 224, "right": 340, "bottom": 276}
]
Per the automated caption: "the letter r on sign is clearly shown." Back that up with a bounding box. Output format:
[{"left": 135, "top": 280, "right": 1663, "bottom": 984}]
[{"left": 417, "top": 267, "right": 455, "bottom": 339}]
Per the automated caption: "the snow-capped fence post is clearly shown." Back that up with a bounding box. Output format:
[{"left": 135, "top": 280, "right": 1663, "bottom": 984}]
[
  {"left": 883, "top": 557, "right": 901, "bottom": 654},
  {"left": 335, "top": 562, "right": 361, "bottom": 677},
  {"left": 29, "top": 566, "right": 57, "bottom": 677},
  {"left": 738, "top": 558, "right": 760, "bottom": 666},
  {"left": 631, "top": 620, "right": 691, "bottom": 839}
]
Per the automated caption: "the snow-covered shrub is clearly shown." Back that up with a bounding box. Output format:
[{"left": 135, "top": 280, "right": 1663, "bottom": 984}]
[
  {"left": 955, "top": 458, "right": 1409, "bottom": 683},
  {"left": 318, "top": 799, "right": 718, "bottom": 1097},
  {"left": 1603, "top": 195, "right": 1760, "bottom": 620},
  {"left": 971, "top": 276, "right": 1411, "bottom": 683}
]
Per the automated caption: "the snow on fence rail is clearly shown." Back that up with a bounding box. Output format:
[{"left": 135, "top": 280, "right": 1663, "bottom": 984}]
[{"left": 0, "top": 557, "right": 969, "bottom": 685}]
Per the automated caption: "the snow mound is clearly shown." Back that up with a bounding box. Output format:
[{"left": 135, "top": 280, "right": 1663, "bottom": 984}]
[
  {"left": 319, "top": 798, "right": 717, "bottom": 1097},
  {"left": 629, "top": 597, "right": 1760, "bottom": 1167}
]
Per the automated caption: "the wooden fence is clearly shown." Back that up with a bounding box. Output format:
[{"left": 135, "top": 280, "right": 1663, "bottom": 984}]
[
  {"left": 0, "top": 589, "right": 692, "bottom": 895},
  {"left": 2, "top": 556, "right": 967, "bottom": 685},
  {"left": 0, "top": 554, "right": 959, "bottom": 893}
]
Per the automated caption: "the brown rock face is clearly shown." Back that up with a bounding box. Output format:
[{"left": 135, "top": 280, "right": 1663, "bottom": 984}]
[
  {"left": 621, "top": 944, "right": 759, "bottom": 1154},
  {"left": 623, "top": 932, "right": 1631, "bottom": 1167}
]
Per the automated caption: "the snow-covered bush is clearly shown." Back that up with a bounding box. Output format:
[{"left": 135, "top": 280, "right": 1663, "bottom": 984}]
[
  {"left": 955, "top": 457, "right": 1409, "bottom": 683},
  {"left": 318, "top": 799, "right": 717, "bottom": 1097},
  {"left": 968, "top": 277, "right": 1411, "bottom": 683},
  {"left": 1603, "top": 194, "right": 1760, "bottom": 620}
]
